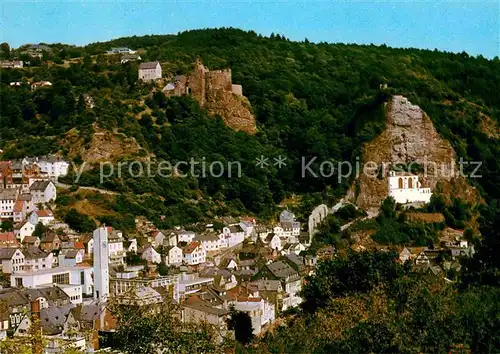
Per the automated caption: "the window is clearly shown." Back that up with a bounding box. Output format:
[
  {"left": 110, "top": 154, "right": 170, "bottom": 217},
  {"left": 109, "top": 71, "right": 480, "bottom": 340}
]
[
  {"left": 52, "top": 273, "right": 69, "bottom": 285},
  {"left": 15, "top": 278, "right": 23, "bottom": 287}
]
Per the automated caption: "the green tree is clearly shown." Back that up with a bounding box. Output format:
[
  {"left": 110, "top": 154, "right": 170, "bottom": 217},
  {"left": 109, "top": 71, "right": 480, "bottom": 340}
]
[
  {"left": 33, "top": 222, "right": 47, "bottom": 238},
  {"left": 227, "top": 308, "right": 254, "bottom": 345}
]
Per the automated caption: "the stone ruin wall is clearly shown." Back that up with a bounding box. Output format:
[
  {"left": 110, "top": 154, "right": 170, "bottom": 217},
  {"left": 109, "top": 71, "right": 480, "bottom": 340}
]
[{"left": 206, "top": 69, "right": 233, "bottom": 92}]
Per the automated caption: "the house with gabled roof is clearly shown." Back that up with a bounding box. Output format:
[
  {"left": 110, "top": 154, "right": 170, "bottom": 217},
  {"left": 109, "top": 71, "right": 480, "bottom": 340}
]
[
  {"left": 138, "top": 61, "right": 162, "bottom": 81},
  {"left": 264, "top": 233, "right": 281, "bottom": 251},
  {"left": 140, "top": 244, "right": 162, "bottom": 264},
  {"left": 164, "top": 245, "right": 183, "bottom": 266},
  {"left": 29, "top": 209, "right": 54, "bottom": 226},
  {"left": 0, "top": 248, "right": 25, "bottom": 274},
  {"left": 183, "top": 241, "right": 206, "bottom": 265},
  {"left": 257, "top": 260, "right": 302, "bottom": 310},
  {"left": 40, "top": 232, "right": 61, "bottom": 252},
  {"left": 195, "top": 231, "right": 221, "bottom": 252},
  {"left": 0, "top": 232, "right": 19, "bottom": 247},
  {"left": 29, "top": 180, "right": 56, "bottom": 204},
  {"left": 22, "top": 247, "right": 53, "bottom": 271},
  {"left": 14, "top": 220, "right": 36, "bottom": 242},
  {"left": 22, "top": 236, "right": 40, "bottom": 248},
  {"left": 120, "top": 53, "right": 141, "bottom": 63},
  {"left": 0, "top": 188, "right": 18, "bottom": 218}
]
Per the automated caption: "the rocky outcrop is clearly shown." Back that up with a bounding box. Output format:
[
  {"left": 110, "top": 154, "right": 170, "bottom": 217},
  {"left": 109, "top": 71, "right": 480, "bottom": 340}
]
[
  {"left": 205, "top": 89, "right": 257, "bottom": 134},
  {"left": 63, "top": 125, "right": 149, "bottom": 164},
  {"left": 166, "top": 59, "right": 257, "bottom": 134},
  {"left": 353, "top": 95, "right": 481, "bottom": 212}
]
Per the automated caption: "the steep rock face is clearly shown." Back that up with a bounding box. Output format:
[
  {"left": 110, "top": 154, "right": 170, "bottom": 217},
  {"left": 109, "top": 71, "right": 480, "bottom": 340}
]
[
  {"left": 63, "top": 125, "right": 149, "bottom": 165},
  {"left": 205, "top": 89, "right": 257, "bottom": 134},
  {"left": 354, "top": 95, "right": 481, "bottom": 212}
]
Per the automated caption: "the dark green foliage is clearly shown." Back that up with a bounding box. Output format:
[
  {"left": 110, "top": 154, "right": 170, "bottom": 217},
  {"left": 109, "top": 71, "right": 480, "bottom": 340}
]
[
  {"left": 63, "top": 208, "right": 96, "bottom": 233},
  {"left": 156, "top": 262, "right": 169, "bottom": 276},
  {"left": 0, "top": 220, "right": 13, "bottom": 232},
  {"left": 125, "top": 252, "right": 147, "bottom": 266},
  {"left": 227, "top": 308, "right": 254, "bottom": 345},
  {"left": 301, "top": 249, "right": 408, "bottom": 314},
  {"left": 460, "top": 205, "right": 500, "bottom": 288},
  {"left": 335, "top": 204, "right": 366, "bottom": 223},
  {"left": 33, "top": 222, "right": 47, "bottom": 238}
]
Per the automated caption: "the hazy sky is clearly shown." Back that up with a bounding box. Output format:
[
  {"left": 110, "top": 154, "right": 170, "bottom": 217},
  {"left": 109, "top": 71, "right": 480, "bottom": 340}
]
[{"left": 1, "top": 0, "right": 499, "bottom": 58}]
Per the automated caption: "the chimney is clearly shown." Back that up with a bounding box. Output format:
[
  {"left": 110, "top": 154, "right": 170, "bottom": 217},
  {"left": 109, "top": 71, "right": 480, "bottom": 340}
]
[{"left": 30, "top": 299, "right": 42, "bottom": 354}]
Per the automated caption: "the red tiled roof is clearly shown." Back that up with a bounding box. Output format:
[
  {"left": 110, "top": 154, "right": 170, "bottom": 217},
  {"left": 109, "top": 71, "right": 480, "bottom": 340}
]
[
  {"left": 0, "top": 232, "right": 18, "bottom": 246},
  {"left": 13, "top": 200, "right": 23, "bottom": 213},
  {"left": 183, "top": 241, "right": 200, "bottom": 254},
  {"left": 236, "top": 297, "right": 262, "bottom": 302},
  {"left": 36, "top": 210, "right": 54, "bottom": 218},
  {"left": 74, "top": 242, "right": 85, "bottom": 249}
]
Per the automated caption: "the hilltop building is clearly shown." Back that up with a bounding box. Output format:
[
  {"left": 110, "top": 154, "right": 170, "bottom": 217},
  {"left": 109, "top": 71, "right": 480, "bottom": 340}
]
[
  {"left": 138, "top": 61, "right": 162, "bottom": 81},
  {"left": 388, "top": 171, "right": 432, "bottom": 204},
  {"left": 165, "top": 59, "right": 243, "bottom": 106}
]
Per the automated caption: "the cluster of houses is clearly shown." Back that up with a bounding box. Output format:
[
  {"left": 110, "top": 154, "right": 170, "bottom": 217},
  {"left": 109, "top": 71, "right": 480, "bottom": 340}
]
[
  {"left": 0, "top": 60, "right": 23, "bottom": 69},
  {"left": 0, "top": 156, "right": 69, "bottom": 241},
  {"left": 0, "top": 155, "right": 477, "bottom": 351},
  {"left": 0, "top": 208, "right": 317, "bottom": 350}
]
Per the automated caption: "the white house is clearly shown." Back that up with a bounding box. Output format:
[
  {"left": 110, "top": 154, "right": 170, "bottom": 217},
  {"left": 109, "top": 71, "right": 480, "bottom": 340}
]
[
  {"left": 0, "top": 248, "right": 25, "bottom": 274},
  {"left": 0, "top": 189, "right": 18, "bottom": 218},
  {"left": 281, "top": 243, "right": 306, "bottom": 256},
  {"left": 141, "top": 245, "right": 162, "bottom": 264},
  {"left": 107, "top": 229, "right": 125, "bottom": 265},
  {"left": 29, "top": 209, "right": 55, "bottom": 226},
  {"left": 151, "top": 230, "right": 165, "bottom": 248},
  {"left": 195, "top": 232, "right": 221, "bottom": 252},
  {"left": 120, "top": 54, "right": 141, "bottom": 63},
  {"left": 232, "top": 297, "right": 275, "bottom": 335},
  {"left": 239, "top": 221, "right": 255, "bottom": 238},
  {"left": 22, "top": 247, "right": 53, "bottom": 271},
  {"left": 58, "top": 249, "right": 84, "bottom": 267},
  {"left": 177, "top": 229, "right": 196, "bottom": 243},
  {"left": 265, "top": 233, "right": 282, "bottom": 251},
  {"left": 107, "top": 47, "right": 135, "bottom": 54},
  {"left": 14, "top": 221, "right": 36, "bottom": 242},
  {"left": 31, "top": 81, "right": 52, "bottom": 90},
  {"left": 124, "top": 238, "right": 138, "bottom": 253},
  {"left": 274, "top": 221, "right": 300, "bottom": 243},
  {"left": 388, "top": 171, "right": 432, "bottom": 204},
  {"left": 36, "top": 156, "right": 69, "bottom": 180},
  {"left": 183, "top": 242, "right": 206, "bottom": 265},
  {"left": 219, "top": 225, "right": 245, "bottom": 248},
  {"left": 0, "top": 60, "right": 23, "bottom": 69},
  {"left": 164, "top": 246, "right": 183, "bottom": 266},
  {"left": 29, "top": 180, "right": 56, "bottom": 204},
  {"left": 13, "top": 201, "right": 25, "bottom": 222},
  {"left": 138, "top": 61, "right": 162, "bottom": 81}
]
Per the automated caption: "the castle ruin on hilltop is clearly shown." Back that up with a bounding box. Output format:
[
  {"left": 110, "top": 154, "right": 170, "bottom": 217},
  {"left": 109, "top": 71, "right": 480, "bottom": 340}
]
[
  {"left": 163, "top": 59, "right": 255, "bottom": 134},
  {"left": 164, "top": 59, "right": 243, "bottom": 106}
]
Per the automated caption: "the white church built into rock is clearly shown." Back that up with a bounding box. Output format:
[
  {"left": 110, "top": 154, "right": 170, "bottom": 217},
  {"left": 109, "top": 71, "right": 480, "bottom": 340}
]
[{"left": 388, "top": 171, "right": 432, "bottom": 204}]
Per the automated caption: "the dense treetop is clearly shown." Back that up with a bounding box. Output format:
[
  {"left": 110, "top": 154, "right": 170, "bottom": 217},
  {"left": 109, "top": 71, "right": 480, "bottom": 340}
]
[{"left": 1, "top": 28, "right": 499, "bottom": 229}]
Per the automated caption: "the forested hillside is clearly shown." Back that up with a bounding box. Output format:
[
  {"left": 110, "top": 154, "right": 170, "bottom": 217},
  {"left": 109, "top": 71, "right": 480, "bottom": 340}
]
[{"left": 1, "top": 28, "right": 499, "bottom": 231}]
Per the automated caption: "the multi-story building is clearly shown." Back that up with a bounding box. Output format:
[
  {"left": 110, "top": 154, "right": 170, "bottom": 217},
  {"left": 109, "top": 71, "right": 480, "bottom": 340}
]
[
  {"left": 138, "top": 61, "right": 162, "bottom": 81},
  {"left": 183, "top": 241, "right": 206, "bottom": 265},
  {"left": 0, "top": 189, "right": 18, "bottom": 218}
]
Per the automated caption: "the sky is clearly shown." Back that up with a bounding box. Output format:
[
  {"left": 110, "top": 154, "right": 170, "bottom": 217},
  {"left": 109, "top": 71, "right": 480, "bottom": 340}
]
[{"left": 1, "top": 0, "right": 499, "bottom": 58}]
